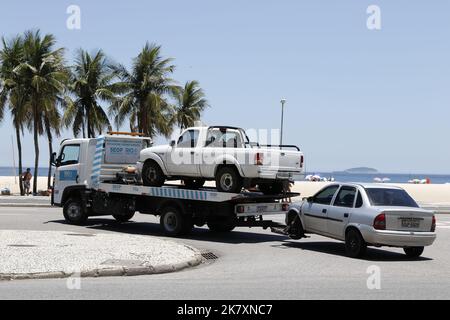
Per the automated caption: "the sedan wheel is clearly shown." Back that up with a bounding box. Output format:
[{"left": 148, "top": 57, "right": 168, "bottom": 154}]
[
  {"left": 403, "top": 246, "right": 424, "bottom": 258},
  {"left": 345, "top": 229, "right": 367, "bottom": 258}
]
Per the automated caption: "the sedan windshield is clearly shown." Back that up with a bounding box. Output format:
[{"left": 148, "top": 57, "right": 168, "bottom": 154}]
[{"left": 365, "top": 188, "right": 419, "bottom": 207}]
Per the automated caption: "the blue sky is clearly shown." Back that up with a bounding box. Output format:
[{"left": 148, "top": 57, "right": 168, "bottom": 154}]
[{"left": 0, "top": 1, "right": 449, "bottom": 173}]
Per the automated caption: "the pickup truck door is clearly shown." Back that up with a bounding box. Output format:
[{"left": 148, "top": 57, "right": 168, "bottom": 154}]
[
  {"left": 167, "top": 129, "right": 200, "bottom": 176},
  {"left": 302, "top": 185, "right": 339, "bottom": 234},
  {"left": 327, "top": 186, "right": 357, "bottom": 240}
]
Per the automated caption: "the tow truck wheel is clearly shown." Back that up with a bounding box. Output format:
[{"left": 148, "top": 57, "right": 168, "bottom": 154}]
[
  {"left": 215, "top": 167, "right": 243, "bottom": 193},
  {"left": 113, "top": 212, "right": 135, "bottom": 223},
  {"left": 142, "top": 161, "right": 165, "bottom": 187},
  {"left": 160, "top": 206, "right": 193, "bottom": 236},
  {"left": 403, "top": 246, "right": 424, "bottom": 258},
  {"left": 63, "top": 198, "right": 88, "bottom": 225},
  {"left": 207, "top": 220, "right": 236, "bottom": 232}
]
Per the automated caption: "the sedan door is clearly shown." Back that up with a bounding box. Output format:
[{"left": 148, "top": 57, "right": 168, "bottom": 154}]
[
  {"left": 327, "top": 186, "right": 358, "bottom": 240},
  {"left": 302, "top": 185, "right": 339, "bottom": 234}
]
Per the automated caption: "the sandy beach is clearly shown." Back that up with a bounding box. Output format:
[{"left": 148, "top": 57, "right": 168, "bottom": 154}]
[{"left": 1, "top": 176, "right": 450, "bottom": 205}]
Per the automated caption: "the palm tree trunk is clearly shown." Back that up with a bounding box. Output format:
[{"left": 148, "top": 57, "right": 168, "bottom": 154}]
[
  {"left": 87, "top": 106, "right": 93, "bottom": 138},
  {"left": 44, "top": 117, "right": 53, "bottom": 190},
  {"left": 15, "top": 126, "right": 24, "bottom": 196},
  {"left": 33, "top": 114, "right": 39, "bottom": 195}
]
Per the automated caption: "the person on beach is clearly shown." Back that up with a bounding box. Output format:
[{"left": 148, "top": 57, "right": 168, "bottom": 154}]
[{"left": 22, "top": 168, "right": 32, "bottom": 196}]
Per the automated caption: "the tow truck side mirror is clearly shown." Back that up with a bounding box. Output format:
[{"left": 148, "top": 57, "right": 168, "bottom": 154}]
[{"left": 50, "top": 152, "right": 58, "bottom": 167}]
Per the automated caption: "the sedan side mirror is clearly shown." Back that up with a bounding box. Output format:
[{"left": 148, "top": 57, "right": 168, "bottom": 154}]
[{"left": 170, "top": 140, "right": 176, "bottom": 147}]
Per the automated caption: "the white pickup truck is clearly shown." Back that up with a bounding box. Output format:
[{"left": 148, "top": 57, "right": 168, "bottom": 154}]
[{"left": 138, "top": 126, "right": 305, "bottom": 194}]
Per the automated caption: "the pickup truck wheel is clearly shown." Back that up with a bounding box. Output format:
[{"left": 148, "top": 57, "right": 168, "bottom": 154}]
[
  {"left": 63, "top": 198, "right": 88, "bottom": 225},
  {"left": 403, "top": 246, "right": 424, "bottom": 258},
  {"left": 258, "top": 182, "right": 284, "bottom": 195},
  {"left": 142, "top": 161, "right": 165, "bottom": 187},
  {"left": 345, "top": 228, "right": 367, "bottom": 258},
  {"left": 215, "top": 167, "right": 243, "bottom": 193},
  {"left": 160, "top": 206, "right": 192, "bottom": 236},
  {"left": 183, "top": 178, "right": 206, "bottom": 189},
  {"left": 113, "top": 212, "right": 135, "bottom": 223}
]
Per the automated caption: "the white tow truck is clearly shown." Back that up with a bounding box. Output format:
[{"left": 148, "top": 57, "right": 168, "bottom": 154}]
[{"left": 51, "top": 133, "right": 295, "bottom": 236}]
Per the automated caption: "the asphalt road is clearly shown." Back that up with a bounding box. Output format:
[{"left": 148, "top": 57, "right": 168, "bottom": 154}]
[{"left": 0, "top": 207, "right": 449, "bottom": 299}]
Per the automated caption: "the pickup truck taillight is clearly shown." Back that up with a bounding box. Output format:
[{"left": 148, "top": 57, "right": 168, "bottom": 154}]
[
  {"left": 300, "top": 155, "right": 304, "bottom": 168},
  {"left": 431, "top": 215, "right": 436, "bottom": 232},
  {"left": 373, "top": 213, "right": 386, "bottom": 230},
  {"left": 255, "top": 153, "right": 264, "bottom": 165}
]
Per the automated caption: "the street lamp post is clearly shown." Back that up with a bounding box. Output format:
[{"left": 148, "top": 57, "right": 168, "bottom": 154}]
[{"left": 280, "top": 99, "right": 286, "bottom": 149}]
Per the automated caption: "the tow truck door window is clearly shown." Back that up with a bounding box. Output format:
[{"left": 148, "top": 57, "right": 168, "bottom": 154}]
[{"left": 59, "top": 145, "right": 80, "bottom": 166}]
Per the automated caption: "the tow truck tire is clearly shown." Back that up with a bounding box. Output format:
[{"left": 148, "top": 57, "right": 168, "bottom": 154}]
[
  {"left": 113, "top": 212, "right": 135, "bottom": 223},
  {"left": 183, "top": 178, "right": 206, "bottom": 189},
  {"left": 63, "top": 198, "right": 88, "bottom": 225},
  {"left": 215, "top": 167, "right": 243, "bottom": 193},
  {"left": 160, "top": 206, "right": 193, "bottom": 236},
  {"left": 258, "top": 182, "right": 285, "bottom": 195},
  {"left": 142, "top": 161, "right": 165, "bottom": 187},
  {"left": 207, "top": 221, "right": 236, "bottom": 232},
  {"left": 403, "top": 246, "right": 424, "bottom": 258},
  {"left": 345, "top": 228, "right": 367, "bottom": 258}
]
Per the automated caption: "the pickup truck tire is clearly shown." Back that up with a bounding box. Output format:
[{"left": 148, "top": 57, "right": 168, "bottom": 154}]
[
  {"left": 345, "top": 228, "right": 367, "bottom": 258},
  {"left": 258, "top": 182, "right": 284, "bottom": 195},
  {"left": 183, "top": 178, "right": 206, "bottom": 189},
  {"left": 142, "top": 161, "right": 165, "bottom": 187},
  {"left": 215, "top": 167, "right": 243, "bottom": 193},
  {"left": 63, "top": 198, "right": 88, "bottom": 225},
  {"left": 160, "top": 206, "right": 193, "bottom": 236},
  {"left": 403, "top": 246, "right": 424, "bottom": 258},
  {"left": 113, "top": 212, "right": 135, "bottom": 223},
  {"left": 207, "top": 220, "right": 236, "bottom": 232}
]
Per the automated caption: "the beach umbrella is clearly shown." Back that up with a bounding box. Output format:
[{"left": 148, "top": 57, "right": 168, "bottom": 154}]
[
  {"left": 373, "top": 177, "right": 382, "bottom": 182},
  {"left": 382, "top": 177, "right": 391, "bottom": 182}
]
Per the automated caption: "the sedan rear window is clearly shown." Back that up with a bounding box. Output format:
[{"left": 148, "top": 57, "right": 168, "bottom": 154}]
[{"left": 365, "top": 188, "right": 419, "bottom": 207}]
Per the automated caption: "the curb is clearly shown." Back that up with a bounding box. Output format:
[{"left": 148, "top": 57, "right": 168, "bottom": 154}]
[
  {"left": 0, "top": 245, "right": 203, "bottom": 281},
  {"left": 0, "top": 203, "right": 51, "bottom": 208}
]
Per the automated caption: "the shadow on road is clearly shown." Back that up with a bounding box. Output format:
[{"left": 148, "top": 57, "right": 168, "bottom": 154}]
[
  {"left": 278, "top": 241, "right": 433, "bottom": 262},
  {"left": 47, "top": 218, "right": 287, "bottom": 244}
]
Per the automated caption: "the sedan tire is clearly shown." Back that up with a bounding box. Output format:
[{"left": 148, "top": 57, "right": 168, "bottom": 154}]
[
  {"left": 403, "top": 246, "right": 424, "bottom": 258},
  {"left": 345, "top": 228, "right": 367, "bottom": 258}
]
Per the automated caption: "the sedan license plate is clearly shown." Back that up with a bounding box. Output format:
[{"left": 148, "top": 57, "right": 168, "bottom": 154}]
[{"left": 401, "top": 218, "right": 421, "bottom": 229}]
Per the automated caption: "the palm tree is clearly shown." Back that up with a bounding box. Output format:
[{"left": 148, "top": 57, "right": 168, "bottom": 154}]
[
  {"left": 17, "top": 30, "right": 68, "bottom": 194},
  {"left": 64, "top": 49, "right": 121, "bottom": 138},
  {"left": 0, "top": 35, "right": 30, "bottom": 195},
  {"left": 111, "top": 43, "right": 178, "bottom": 138},
  {"left": 173, "top": 80, "right": 208, "bottom": 132}
]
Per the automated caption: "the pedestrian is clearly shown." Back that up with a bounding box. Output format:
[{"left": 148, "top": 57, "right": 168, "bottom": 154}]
[{"left": 22, "top": 168, "right": 32, "bottom": 196}]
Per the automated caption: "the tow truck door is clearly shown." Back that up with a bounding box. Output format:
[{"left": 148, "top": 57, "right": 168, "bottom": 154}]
[{"left": 53, "top": 141, "right": 84, "bottom": 205}]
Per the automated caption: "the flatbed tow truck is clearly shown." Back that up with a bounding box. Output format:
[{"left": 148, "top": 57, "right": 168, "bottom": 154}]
[{"left": 51, "top": 133, "right": 298, "bottom": 236}]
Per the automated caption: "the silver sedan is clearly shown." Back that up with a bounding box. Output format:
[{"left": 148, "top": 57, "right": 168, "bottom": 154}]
[{"left": 286, "top": 183, "right": 436, "bottom": 258}]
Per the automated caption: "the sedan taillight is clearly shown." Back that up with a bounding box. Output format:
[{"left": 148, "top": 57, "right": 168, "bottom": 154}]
[
  {"left": 373, "top": 213, "right": 386, "bottom": 230},
  {"left": 431, "top": 215, "right": 436, "bottom": 232}
]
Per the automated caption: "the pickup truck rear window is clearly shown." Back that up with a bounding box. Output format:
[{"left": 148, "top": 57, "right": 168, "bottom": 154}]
[{"left": 365, "top": 188, "right": 419, "bottom": 207}]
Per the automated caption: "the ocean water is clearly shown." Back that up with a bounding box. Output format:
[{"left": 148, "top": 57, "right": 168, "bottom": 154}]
[
  {"left": 307, "top": 172, "right": 450, "bottom": 184},
  {"left": 1, "top": 166, "right": 449, "bottom": 184},
  {"left": 0, "top": 167, "right": 53, "bottom": 177}
]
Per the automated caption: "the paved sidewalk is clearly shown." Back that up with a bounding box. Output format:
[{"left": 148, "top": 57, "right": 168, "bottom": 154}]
[
  {"left": 0, "top": 196, "right": 50, "bottom": 207},
  {"left": 0, "top": 230, "right": 202, "bottom": 280}
]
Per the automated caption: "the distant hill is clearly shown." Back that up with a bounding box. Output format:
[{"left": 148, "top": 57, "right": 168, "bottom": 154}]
[{"left": 342, "top": 167, "right": 378, "bottom": 174}]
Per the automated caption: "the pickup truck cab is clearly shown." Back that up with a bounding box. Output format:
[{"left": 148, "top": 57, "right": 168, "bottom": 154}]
[{"left": 138, "top": 126, "right": 304, "bottom": 193}]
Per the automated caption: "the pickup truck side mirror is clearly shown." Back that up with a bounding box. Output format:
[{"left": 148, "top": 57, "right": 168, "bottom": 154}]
[
  {"left": 170, "top": 140, "right": 176, "bottom": 147},
  {"left": 306, "top": 196, "right": 314, "bottom": 203}
]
